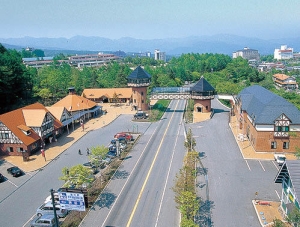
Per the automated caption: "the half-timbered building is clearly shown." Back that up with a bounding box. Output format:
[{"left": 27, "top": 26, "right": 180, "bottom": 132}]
[
  {"left": 0, "top": 103, "right": 63, "bottom": 157},
  {"left": 233, "top": 85, "right": 300, "bottom": 153}
]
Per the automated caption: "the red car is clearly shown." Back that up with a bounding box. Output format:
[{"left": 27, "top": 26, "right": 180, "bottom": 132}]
[{"left": 114, "top": 132, "right": 133, "bottom": 141}]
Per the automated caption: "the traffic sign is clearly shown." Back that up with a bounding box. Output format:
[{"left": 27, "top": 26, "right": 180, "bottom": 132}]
[{"left": 58, "top": 192, "right": 86, "bottom": 211}]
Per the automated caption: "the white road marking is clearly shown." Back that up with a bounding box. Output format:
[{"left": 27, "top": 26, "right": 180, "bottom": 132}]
[
  {"left": 7, "top": 180, "right": 18, "bottom": 187},
  {"left": 259, "top": 160, "right": 265, "bottom": 171},
  {"left": 245, "top": 160, "right": 251, "bottom": 171},
  {"left": 154, "top": 116, "right": 181, "bottom": 227},
  {"left": 22, "top": 214, "right": 36, "bottom": 227},
  {"left": 272, "top": 161, "right": 279, "bottom": 171},
  {"left": 275, "top": 190, "right": 280, "bottom": 199}
]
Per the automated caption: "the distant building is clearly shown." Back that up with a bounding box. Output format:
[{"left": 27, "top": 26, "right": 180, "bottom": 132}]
[
  {"left": 274, "top": 45, "right": 294, "bottom": 60},
  {"left": 232, "top": 47, "right": 260, "bottom": 61},
  {"left": 154, "top": 49, "right": 166, "bottom": 62},
  {"left": 272, "top": 73, "right": 298, "bottom": 90},
  {"left": 68, "top": 53, "right": 119, "bottom": 68}
]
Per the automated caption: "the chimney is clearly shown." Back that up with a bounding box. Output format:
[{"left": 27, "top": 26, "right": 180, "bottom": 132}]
[{"left": 68, "top": 87, "right": 75, "bottom": 95}]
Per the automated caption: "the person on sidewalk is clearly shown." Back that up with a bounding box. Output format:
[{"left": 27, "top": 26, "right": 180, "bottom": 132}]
[
  {"left": 41, "top": 149, "right": 46, "bottom": 161},
  {"left": 78, "top": 149, "right": 82, "bottom": 155},
  {"left": 86, "top": 148, "right": 90, "bottom": 156}
]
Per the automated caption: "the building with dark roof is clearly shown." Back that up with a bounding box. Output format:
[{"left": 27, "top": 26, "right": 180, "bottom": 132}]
[
  {"left": 233, "top": 85, "right": 300, "bottom": 153},
  {"left": 275, "top": 160, "right": 300, "bottom": 215}
]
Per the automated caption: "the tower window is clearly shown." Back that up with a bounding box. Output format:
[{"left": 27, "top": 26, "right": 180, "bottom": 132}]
[
  {"left": 142, "top": 100, "right": 144, "bottom": 103},
  {"left": 134, "top": 99, "right": 136, "bottom": 103},
  {"left": 141, "top": 92, "right": 144, "bottom": 96}
]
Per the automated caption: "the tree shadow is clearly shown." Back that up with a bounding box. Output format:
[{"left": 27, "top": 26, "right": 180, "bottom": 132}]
[
  {"left": 92, "top": 190, "right": 117, "bottom": 210},
  {"left": 195, "top": 199, "right": 215, "bottom": 227},
  {"left": 112, "top": 170, "right": 130, "bottom": 180}
]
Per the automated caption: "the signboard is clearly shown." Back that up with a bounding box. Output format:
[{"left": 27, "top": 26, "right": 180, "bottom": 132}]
[{"left": 58, "top": 192, "right": 86, "bottom": 211}]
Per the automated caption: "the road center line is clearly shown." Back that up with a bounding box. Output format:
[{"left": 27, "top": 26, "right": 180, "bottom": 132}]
[{"left": 126, "top": 100, "right": 179, "bottom": 227}]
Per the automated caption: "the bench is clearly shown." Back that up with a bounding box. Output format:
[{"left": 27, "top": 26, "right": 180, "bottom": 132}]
[{"left": 258, "top": 201, "right": 271, "bottom": 206}]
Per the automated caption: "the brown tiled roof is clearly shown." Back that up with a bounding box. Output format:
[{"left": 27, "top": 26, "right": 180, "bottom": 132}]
[
  {"left": 82, "top": 88, "right": 132, "bottom": 99},
  {"left": 0, "top": 103, "right": 63, "bottom": 146},
  {"left": 52, "top": 94, "right": 97, "bottom": 112},
  {"left": 273, "top": 74, "right": 290, "bottom": 80},
  {"left": 46, "top": 106, "right": 66, "bottom": 121}
]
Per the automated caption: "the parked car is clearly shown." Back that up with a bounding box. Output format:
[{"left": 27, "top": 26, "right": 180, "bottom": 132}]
[
  {"left": 0, "top": 173, "right": 5, "bottom": 182},
  {"left": 111, "top": 137, "right": 127, "bottom": 145},
  {"left": 36, "top": 201, "right": 68, "bottom": 218},
  {"left": 7, "top": 166, "right": 23, "bottom": 177},
  {"left": 114, "top": 132, "right": 133, "bottom": 141},
  {"left": 30, "top": 214, "right": 57, "bottom": 227},
  {"left": 44, "top": 192, "right": 60, "bottom": 204},
  {"left": 107, "top": 151, "right": 117, "bottom": 158},
  {"left": 102, "top": 157, "right": 112, "bottom": 165},
  {"left": 83, "top": 162, "right": 98, "bottom": 174},
  {"left": 274, "top": 154, "right": 286, "bottom": 165},
  {"left": 134, "top": 111, "right": 148, "bottom": 119}
]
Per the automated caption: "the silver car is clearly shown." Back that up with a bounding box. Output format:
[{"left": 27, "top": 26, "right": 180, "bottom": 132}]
[
  {"left": 30, "top": 214, "right": 57, "bottom": 227},
  {"left": 36, "top": 201, "right": 68, "bottom": 218}
]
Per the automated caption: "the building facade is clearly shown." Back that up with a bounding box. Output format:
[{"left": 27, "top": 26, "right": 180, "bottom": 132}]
[
  {"left": 273, "top": 73, "right": 298, "bottom": 90},
  {"left": 274, "top": 45, "right": 294, "bottom": 60},
  {"left": 154, "top": 49, "right": 166, "bottom": 62},
  {"left": 232, "top": 47, "right": 260, "bottom": 61},
  {"left": 233, "top": 85, "right": 300, "bottom": 153},
  {"left": 0, "top": 103, "right": 63, "bottom": 157}
]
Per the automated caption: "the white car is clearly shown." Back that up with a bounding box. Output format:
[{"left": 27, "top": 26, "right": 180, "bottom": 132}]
[
  {"left": 274, "top": 154, "right": 286, "bottom": 165},
  {"left": 36, "top": 201, "right": 68, "bottom": 218}
]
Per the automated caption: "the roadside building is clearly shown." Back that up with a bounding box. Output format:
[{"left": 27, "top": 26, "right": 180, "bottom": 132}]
[
  {"left": 272, "top": 73, "right": 298, "bottom": 90},
  {"left": 82, "top": 88, "right": 132, "bottom": 104},
  {"left": 275, "top": 160, "right": 300, "bottom": 216},
  {"left": 233, "top": 85, "right": 300, "bottom": 153},
  {"left": 0, "top": 103, "right": 63, "bottom": 157},
  {"left": 274, "top": 45, "right": 294, "bottom": 60},
  {"left": 52, "top": 87, "right": 101, "bottom": 125},
  {"left": 232, "top": 47, "right": 260, "bottom": 61}
]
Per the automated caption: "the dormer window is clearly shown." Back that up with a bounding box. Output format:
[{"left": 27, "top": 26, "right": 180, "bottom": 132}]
[{"left": 17, "top": 125, "right": 31, "bottom": 136}]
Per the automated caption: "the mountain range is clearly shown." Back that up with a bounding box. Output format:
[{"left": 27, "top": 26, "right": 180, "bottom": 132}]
[{"left": 0, "top": 34, "right": 299, "bottom": 56}]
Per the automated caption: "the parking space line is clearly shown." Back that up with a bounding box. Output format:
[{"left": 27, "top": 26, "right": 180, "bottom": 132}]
[
  {"left": 272, "top": 161, "right": 279, "bottom": 171},
  {"left": 258, "top": 160, "right": 265, "bottom": 171},
  {"left": 7, "top": 180, "right": 18, "bottom": 188},
  {"left": 245, "top": 160, "right": 251, "bottom": 171},
  {"left": 275, "top": 190, "right": 280, "bottom": 199}
]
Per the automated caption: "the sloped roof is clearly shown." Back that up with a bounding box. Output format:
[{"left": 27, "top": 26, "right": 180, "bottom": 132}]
[
  {"left": 190, "top": 77, "right": 215, "bottom": 92},
  {"left": 275, "top": 160, "right": 300, "bottom": 204},
  {"left": 273, "top": 73, "right": 290, "bottom": 80},
  {"left": 23, "top": 109, "right": 46, "bottom": 127},
  {"left": 237, "top": 85, "right": 300, "bottom": 124},
  {"left": 46, "top": 106, "right": 66, "bottom": 121},
  {"left": 127, "top": 66, "right": 151, "bottom": 79},
  {"left": 52, "top": 94, "right": 97, "bottom": 112},
  {"left": 82, "top": 88, "right": 132, "bottom": 99},
  {"left": 0, "top": 103, "right": 63, "bottom": 146}
]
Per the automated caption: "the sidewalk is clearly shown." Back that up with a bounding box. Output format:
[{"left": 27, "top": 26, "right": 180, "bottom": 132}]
[{"left": 2, "top": 103, "right": 135, "bottom": 173}]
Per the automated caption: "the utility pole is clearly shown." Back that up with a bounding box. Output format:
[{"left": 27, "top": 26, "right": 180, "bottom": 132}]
[{"left": 50, "top": 189, "right": 59, "bottom": 227}]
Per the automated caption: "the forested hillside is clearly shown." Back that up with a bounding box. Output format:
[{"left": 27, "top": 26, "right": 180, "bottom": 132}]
[{"left": 1, "top": 43, "right": 300, "bottom": 114}]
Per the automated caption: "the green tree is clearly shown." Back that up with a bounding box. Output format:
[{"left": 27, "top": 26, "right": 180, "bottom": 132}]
[
  {"left": 60, "top": 164, "right": 94, "bottom": 188},
  {"left": 184, "top": 128, "right": 196, "bottom": 152},
  {"left": 271, "top": 218, "right": 286, "bottom": 227},
  {"left": 89, "top": 145, "right": 108, "bottom": 167},
  {"left": 286, "top": 207, "right": 300, "bottom": 226}
]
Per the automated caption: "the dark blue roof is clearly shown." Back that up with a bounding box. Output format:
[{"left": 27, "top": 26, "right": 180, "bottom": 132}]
[
  {"left": 127, "top": 66, "right": 151, "bottom": 79},
  {"left": 238, "top": 85, "right": 300, "bottom": 124},
  {"left": 190, "top": 77, "right": 215, "bottom": 92}
]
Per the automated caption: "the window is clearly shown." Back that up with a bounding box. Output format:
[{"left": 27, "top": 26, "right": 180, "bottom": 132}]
[
  {"left": 283, "top": 142, "right": 289, "bottom": 149},
  {"left": 142, "top": 100, "right": 144, "bottom": 103},
  {"left": 17, "top": 147, "right": 24, "bottom": 152},
  {"left": 134, "top": 99, "right": 136, "bottom": 103},
  {"left": 7, "top": 147, "right": 13, "bottom": 152},
  {"left": 141, "top": 91, "right": 144, "bottom": 96},
  {"left": 271, "top": 141, "right": 277, "bottom": 149},
  {"left": 275, "top": 126, "right": 289, "bottom": 132}
]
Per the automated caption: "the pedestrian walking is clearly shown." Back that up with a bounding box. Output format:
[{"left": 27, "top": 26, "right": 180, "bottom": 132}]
[
  {"left": 86, "top": 148, "right": 90, "bottom": 156},
  {"left": 41, "top": 149, "right": 46, "bottom": 161},
  {"left": 78, "top": 149, "right": 82, "bottom": 155}
]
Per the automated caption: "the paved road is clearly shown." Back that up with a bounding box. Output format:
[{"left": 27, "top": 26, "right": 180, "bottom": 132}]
[
  {"left": 0, "top": 114, "right": 151, "bottom": 227},
  {"left": 80, "top": 100, "right": 187, "bottom": 227},
  {"left": 191, "top": 99, "right": 281, "bottom": 227}
]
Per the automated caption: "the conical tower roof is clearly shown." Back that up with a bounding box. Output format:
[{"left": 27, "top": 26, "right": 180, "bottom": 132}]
[
  {"left": 127, "top": 66, "right": 151, "bottom": 79},
  {"left": 191, "top": 76, "right": 215, "bottom": 92}
]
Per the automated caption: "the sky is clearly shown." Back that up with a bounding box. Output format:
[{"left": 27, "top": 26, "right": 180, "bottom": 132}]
[{"left": 1, "top": 0, "right": 300, "bottom": 40}]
